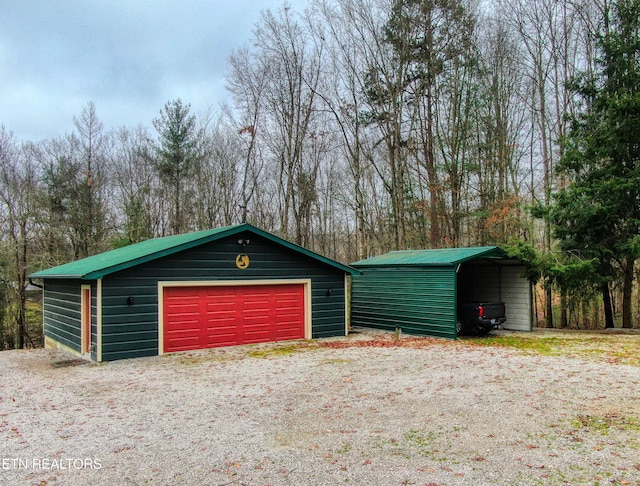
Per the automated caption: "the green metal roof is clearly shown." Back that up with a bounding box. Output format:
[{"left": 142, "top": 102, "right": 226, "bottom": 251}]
[
  {"left": 351, "top": 246, "right": 509, "bottom": 267},
  {"left": 30, "top": 223, "right": 360, "bottom": 280}
]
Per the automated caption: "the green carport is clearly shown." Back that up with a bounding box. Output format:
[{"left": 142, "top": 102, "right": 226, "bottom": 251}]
[{"left": 350, "top": 246, "right": 532, "bottom": 339}]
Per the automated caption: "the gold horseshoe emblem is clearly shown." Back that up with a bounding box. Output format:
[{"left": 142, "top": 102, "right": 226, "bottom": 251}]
[{"left": 235, "top": 254, "right": 250, "bottom": 269}]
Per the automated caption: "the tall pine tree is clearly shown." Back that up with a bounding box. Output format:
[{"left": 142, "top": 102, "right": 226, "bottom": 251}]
[
  {"left": 551, "top": 0, "right": 640, "bottom": 328},
  {"left": 153, "top": 99, "right": 201, "bottom": 235}
]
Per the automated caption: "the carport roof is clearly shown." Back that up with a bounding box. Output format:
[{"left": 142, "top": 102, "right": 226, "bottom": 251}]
[
  {"left": 30, "top": 223, "right": 360, "bottom": 280},
  {"left": 351, "top": 246, "right": 509, "bottom": 267}
]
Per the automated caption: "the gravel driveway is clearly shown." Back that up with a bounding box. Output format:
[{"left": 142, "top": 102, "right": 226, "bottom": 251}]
[{"left": 1, "top": 330, "right": 639, "bottom": 486}]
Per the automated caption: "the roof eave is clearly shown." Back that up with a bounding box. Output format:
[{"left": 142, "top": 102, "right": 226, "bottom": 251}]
[
  {"left": 84, "top": 225, "right": 250, "bottom": 279},
  {"left": 28, "top": 273, "right": 87, "bottom": 280},
  {"left": 351, "top": 246, "right": 510, "bottom": 267},
  {"left": 31, "top": 223, "right": 360, "bottom": 279},
  {"left": 351, "top": 262, "right": 456, "bottom": 268},
  {"left": 245, "top": 225, "right": 361, "bottom": 276}
]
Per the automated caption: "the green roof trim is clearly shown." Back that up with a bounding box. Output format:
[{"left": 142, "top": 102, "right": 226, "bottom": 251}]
[
  {"left": 351, "top": 246, "right": 509, "bottom": 267},
  {"left": 30, "top": 223, "right": 360, "bottom": 280}
]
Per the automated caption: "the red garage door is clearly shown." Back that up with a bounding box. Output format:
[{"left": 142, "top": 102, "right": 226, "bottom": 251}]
[{"left": 162, "top": 284, "right": 305, "bottom": 353}]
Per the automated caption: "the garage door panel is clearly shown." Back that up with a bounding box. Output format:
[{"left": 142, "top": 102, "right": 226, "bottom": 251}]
[
  {"left": 243, "top": 317, "right": 271, "bottom": 328},
  {"left": 204, "top": 317, "right": 236, "bottom": 331},
  {"left": 276, "top": 321, "right": 304, "bottom": 338},
  {"left": 205, "top": 333, "right": 240, "bottom": 348},
  {"left": 164, "top": 299, "right": 200, "bottom": 315},
  {"left": 276, "top": 329, "right": 303, "bottom": 340},
  {"left": 164, "top": 325, "right": 202, "bottom": 352},
  {"left": 163, "top": 283, "right": 305, "bottom": 353},
  {"left": 242, "top": 312, "right": 274, "bottom": 342},
  {"left": 243, "top": 307, "right": 271, "bottom": 317},
  {"left": 277, "top": 303, "right": 302, "bottom": 313},
  {"left": 163, "top": 290, "right": 202, "bottom": 351},
  {"left": 242, "top": 333, "right": 272, "bottom": 344},
  {"left": 210, "top": 302, "right": 236, "bottom": 313},
  {"left": 205, "top": 312, "right": 236, "bottom": 323}
]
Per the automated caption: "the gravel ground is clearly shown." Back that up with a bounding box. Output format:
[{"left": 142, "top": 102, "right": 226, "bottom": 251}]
[{"left": 1, "top": 329, "right": 639, "bottom": 486}]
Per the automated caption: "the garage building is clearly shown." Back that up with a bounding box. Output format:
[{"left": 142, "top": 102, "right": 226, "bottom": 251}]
[
  {"left": 350, "top": 246, "right": 532, "bottom": 339},
  {"left": 30, "top": 223, "right": 359, "bottom": 361}
]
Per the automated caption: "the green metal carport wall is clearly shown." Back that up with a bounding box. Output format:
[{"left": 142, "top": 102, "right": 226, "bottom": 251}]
[{"left": 350, "top": 246, "right": 509, "bottom": 339}]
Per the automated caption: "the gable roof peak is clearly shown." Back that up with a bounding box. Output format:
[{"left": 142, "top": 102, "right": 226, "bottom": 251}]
[{"left": 30, "top": 223, "right": 359, "bottom": 279}]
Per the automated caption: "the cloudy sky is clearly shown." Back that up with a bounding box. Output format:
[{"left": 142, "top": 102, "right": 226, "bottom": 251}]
[{"left": 0, "top": 0, "right": 305, "bottom": 142}]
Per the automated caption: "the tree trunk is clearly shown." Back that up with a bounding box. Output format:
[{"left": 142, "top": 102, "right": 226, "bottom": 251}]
[
  {"left": 602, "top": 281, "right": 615, "bottom": 328},
  {"left": 15, "top": 220, "right": 27, "bottom": 349},
  {"left": 425, "top": 88, "right": 441, "bottom": 247},
  {"left": 580, "top": 300, "right": 588, "bottom": 329},
  {"left": 560, "top": 289, "right": 568, "bottom": 328},
  {"left": 545, "top": 285, "right": 554, "bottom": 328},
  {"left": 622, "top": 257, "right": 634, "bottom": 328}
]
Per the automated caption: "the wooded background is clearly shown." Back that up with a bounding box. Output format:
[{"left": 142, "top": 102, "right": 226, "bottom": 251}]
[{"left": 1, "top": 0, "right": 639, "bottom": 349}]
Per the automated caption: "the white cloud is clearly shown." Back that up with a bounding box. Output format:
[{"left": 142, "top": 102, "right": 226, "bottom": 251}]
[{"left": 0, "top": 0, "right": 305, "bottom": 141}]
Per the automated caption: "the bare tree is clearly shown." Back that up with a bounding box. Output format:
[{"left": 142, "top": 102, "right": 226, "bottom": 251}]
[
  {"left": 110, "top": 126, "right": 164, "bottom": 243},
  {"left": 32, "top": 103, "right": 113, "bottom": 260},
  {"left": 194, "top": 116, "right": 243, "bottom": 227},
  {"left": 313, "top": 0, "right": 383, "bottom": 259},
  {"left": 356, "top": 0, "right": 415, "bottom": 249},
  {"left": 472, "top": 15, "right": 532, "bottom": 245},
  {"left": 0, "top": 128, "right": 41, "bottom": 348},
  {"left": 72, "top": 101, "right": 112, "bottom": 257},
  {"left": 225, "top": 47, "right": 268, "bottom": 225},
  {"left": 250, "top": 4, "right": 326, "bottom": 245}
]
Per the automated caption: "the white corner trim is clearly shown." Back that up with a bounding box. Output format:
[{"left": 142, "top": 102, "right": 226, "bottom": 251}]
[
  {"left": 80, "top": 284, "right": 91, "bottom": 357},
  {"left": 96, "top": 279, "right": 103, "bottom": 362}
]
